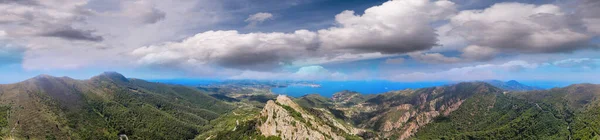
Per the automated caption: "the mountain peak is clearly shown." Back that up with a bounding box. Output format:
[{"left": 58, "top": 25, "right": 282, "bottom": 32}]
[
  {"left": 27, "top": 74, "right": 73, "bottom": 82},
  {"left": 101, "top": 71, "right": 124, "bottom": 76},
  {"left": 33, "top": 74, "right": 55, "bottom": 79},
  {"left": 484, "top": 80, "right": 541, "bottom": 91},
  {"left": 275, "top": 95, "right": 294, "bottom": 106},
  {"left": 506, "top": 80, "right": 520, "bottom": 85},
  {"left": 92, "top": 71, "right": 129, "bottom": 83}
]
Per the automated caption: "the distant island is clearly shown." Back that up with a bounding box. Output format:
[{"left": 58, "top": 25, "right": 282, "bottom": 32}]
[{"left": 289, "top": 83, "right": 322, "bottom": 88}]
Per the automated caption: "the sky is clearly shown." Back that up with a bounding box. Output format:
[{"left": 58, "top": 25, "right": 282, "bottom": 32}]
[{"left": 0, "top": 0, "right": 599, "bottom": 84}]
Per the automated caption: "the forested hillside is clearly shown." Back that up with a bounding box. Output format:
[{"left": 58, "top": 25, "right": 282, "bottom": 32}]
[
  {"left": 1, "top": 73, "right": 599, "bottom": 140},
  {"left": 0, "top": 72, "right": 234, "bottom": 139}
]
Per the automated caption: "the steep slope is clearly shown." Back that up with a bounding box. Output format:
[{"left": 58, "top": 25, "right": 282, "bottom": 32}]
[
  {"left": 0, "top": 75, "right": 88, "bottom": 139},
  {"left": 294, "top": 94, "right": 334, "bottom": 108},
  {"left": 511, "top": 84, "right": 600, "bottom": 139},
  {"left": 2, "top": 73, "right": 599, "bottom": 140},
  {"left": 413, "top": 83, "right": 600, "bottom": 139},
  {"left": 262, "top": 82, "right": 511, "bottom": 139},
  {"left": 263, "top": 82, "right": 505, "bottom": 139},
  {"left": 202, "top": 95, "right": 362, "bottom": 140},
  {"left": 413, "top": 92, "right": 568, "bottom": 139},
  {"left": 204, "top": 82, "right": 600, "bottom": 140},
  {"left": 347, "top": 82, "right": 501, "bottom": 139},
  {"left": 257, "top": 95, "right": 361, "bottom": 140},
  {"left": 485, "top": 80, "right": 543, "bottom": 91},
  {"left": 0, "top": 72, "right": 235, "bottom": 139}
]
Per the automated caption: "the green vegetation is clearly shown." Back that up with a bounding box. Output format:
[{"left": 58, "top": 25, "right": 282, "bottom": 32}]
[
  {"left": 275, "top": 102, "right": 306, "bottom": 123},
  {"left": 1, "top": 73, "right": 599, "bottom": 140},
  {"left": 0, "top": 72, "right": 235, "bottom": 139},
  {"left": 413, "top": 84, "right": 600, "bottom": 140},
  {"left": 485, "top": 80, "right": 542, "bottom": 91},
  {"left": 0, "top": 105, "right": 9, "bottom": 137},
  {"left": 572, "top": 105, "right": 600, "bottom": 139},
  {"left": 414, "top": 94, "right": 569, "bottom": 139},
  {"left": 66, "top": 89, "right": 217, "bottom": 139},
  {"left": 208, "top": 119, "right": 282, "bottom": 140},
  {"left": 196, "top": 106, "right": 262, "bottom": 139},
  {"left": 294, "top": 94, "right": 333, "bottom": 108}
]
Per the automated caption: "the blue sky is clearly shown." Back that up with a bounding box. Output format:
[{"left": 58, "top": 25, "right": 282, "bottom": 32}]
[{"left": 0, "top": 0, "right": 599, "bottom": 85}]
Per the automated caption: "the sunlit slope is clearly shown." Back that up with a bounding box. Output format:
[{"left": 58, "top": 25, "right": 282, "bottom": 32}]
[{"left": 0, "top": 72, "right": 234, "bottom": 139}]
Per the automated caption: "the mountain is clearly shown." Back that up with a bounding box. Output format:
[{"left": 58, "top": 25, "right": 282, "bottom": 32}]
[
  {"left": 205, "top": 82, "right": 506, "bottom": 139},
  {"left": 207, "top": 82, "right": 600, "bottom": 140},
  {"left": 331, "top": 90, "right": 376, "bottom": 107},
  {"left": 204, "top": 95, "right": 362, "bottom": 140},
  {"left": 0, "top": 72, "right": 234, "bottom": 139},
  {"left": 414, "top": 83, "right": 600, "bottom": 139},
  {"left": 484, "top": 80, "right": 543, "bottom": 91},
  {"left": 1, "top": 73, "right": 599, "bottom": 140},
  {"left": 258, "top": 95, "right": 361, "bottom": 139},
  {"left": 350, "top": 82, "right": 502, "bottom": 139}
]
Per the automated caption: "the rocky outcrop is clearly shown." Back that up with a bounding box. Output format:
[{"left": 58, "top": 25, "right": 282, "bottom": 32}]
[
  {"left": 257, "top": 83, "right": 501, "bottom": 140},
  {"left": 344, "top": 83, "right": 498, "bottom": 140},
  {"left": 258, "top": 95, "right": 354, "bottom": 140},
  {"left": 377, "top": 96, "right": 465, "bottom": 139}
]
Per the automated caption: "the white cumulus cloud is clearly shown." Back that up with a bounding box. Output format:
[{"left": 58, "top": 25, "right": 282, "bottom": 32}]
[
  {"left": 245, "top": 12, "right": 274, "bottom": 27},
  {"left": 132, "top": 0, "right": 458, "bottom": 72},
  {"left": 132, "top": 30, "right": 319, "bottom": 71},
  {"left": 318, "top": 0, "right": 456, "bottom": 54},
  {"left": 449, "top": 2, "right": 595, "bottom": 57},
  {"left": 387, "top": 60, "right": 539, "bottom": 82}
]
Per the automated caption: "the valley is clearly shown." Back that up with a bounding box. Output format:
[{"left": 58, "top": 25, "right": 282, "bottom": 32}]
[
  {"left": 0, "top": 72, "right": 598, "bottom": 140},
  {"left": 2, "top": 0, "right": 598, "bottom": 139}
]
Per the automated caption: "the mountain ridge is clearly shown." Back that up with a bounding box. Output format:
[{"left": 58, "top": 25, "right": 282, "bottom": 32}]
[
  {"left": 1, "top": 72, "right": 599, "bottom": 139},
  {"left": 0, "top": 72, "right": 235, "bottom": 139},
  {"left": 483, "top": 80, "right": 543, "bottom": 91}
]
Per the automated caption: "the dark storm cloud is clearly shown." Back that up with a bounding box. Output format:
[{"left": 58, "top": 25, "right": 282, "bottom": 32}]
[
  {"left": 40, "top": 26, "right": 104, "bottom": 42},
  {"left": 215, "top": 49, "right": 299, "bottom": 71}
]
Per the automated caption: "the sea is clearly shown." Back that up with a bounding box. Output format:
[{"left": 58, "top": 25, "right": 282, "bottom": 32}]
[
  {"left": 270, "top": 81, "right": 448, "bottom": 97},
  {"left": 150, "top": 79, "right": 574, "bottom": 98},
  {"left": 150, "top": 79, "right": 448, "bottom": 98}
]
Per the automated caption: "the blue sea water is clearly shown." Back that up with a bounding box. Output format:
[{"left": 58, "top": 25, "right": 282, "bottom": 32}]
[
  {"left": 150, "top": 79, "right": 221, "bottom": 86},
  {"left": 148, "top": 79, "right": 572, "bottom": 98},
  {"left": 518, "top": 81, "right": 574, "bottom": 89},
  {"left": 271, "top": 81, "right": 448, "bottom": 97},
  {"left": 148, "top": 79, "right": 449, "bottom": 97}
]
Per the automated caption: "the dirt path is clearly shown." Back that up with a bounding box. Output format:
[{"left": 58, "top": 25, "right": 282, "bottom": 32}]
[{"left": 119, "top": 134, "right": 129, "bottom": 140}]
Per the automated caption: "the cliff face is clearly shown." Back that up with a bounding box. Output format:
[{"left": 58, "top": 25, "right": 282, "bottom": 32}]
[
  {"left": 257, "top": 95, "right": 358, "bottom": 140},
  {"left": 389, "top": 97, "right": 464, "bottom": 139},
  {"left": 254, "top": 83, "right": 519, "bottom": 140},
  {"left": 342, "top": 82, "right": 500, "bottom": 139},
  {"left": 355, "top": 92, "right": 467, "bottom": 139},
  {"left": 250, "top": 83, "right": 600, "bottom": 140}
]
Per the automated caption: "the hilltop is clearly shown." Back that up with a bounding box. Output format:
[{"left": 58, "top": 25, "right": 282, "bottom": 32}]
[
  {"left": 484, "top": 80, "right": 543, "bottom": 91},
  {"left": 0, "top": 72, "right": 234, "bottom": 139},
  {"left": 207, "top": 82, "right": 600, "bottom": 139},
  {"left": 0, "top": 73, "right": 599, "bottom": 139}
]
